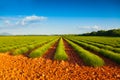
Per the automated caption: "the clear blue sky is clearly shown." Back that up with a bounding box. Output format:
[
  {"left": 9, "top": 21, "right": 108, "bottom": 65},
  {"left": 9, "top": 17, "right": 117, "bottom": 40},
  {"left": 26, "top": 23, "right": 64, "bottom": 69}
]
[{"left": 0, "top": 0, "right": 120, "bottom": 34}]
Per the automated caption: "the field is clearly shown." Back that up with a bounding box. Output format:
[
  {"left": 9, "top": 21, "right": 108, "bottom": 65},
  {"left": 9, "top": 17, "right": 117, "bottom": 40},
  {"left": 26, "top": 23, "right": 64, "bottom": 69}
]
[{"left": 0, "top": 36, "right": 120, "bottom": 80}]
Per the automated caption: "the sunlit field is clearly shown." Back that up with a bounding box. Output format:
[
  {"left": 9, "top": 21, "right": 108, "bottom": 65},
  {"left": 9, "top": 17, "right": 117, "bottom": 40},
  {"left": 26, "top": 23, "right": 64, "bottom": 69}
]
[{"left": 0, "top": 36, "right": 120, "bottom": 79}]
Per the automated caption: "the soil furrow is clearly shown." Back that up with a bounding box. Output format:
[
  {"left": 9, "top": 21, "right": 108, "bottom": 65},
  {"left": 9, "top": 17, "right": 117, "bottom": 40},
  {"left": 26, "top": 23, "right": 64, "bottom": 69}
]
[
  {"left": 42, "top": 41, "right": 58, "bottom": 60},
  {"left": 63, "top": 39, "right": 85, "bottom": 66}
]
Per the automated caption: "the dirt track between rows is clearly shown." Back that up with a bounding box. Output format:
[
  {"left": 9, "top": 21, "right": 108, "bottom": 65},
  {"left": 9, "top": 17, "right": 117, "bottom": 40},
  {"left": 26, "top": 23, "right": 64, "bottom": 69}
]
[
  {"left": 0, "top": 40, "right": 120, "bottom": 80},
  {"left": 63, "top": 39, "right": 85, "bottom": 66},
  {"left": 42, "top": 41, "right": 58, "bottom": 60}
]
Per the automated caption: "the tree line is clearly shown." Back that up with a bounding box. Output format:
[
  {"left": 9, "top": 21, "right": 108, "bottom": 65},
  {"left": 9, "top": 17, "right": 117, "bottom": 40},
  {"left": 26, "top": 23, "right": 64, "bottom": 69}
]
[{"left": 81, "top": 28, "right": 120, "bottom": 37}]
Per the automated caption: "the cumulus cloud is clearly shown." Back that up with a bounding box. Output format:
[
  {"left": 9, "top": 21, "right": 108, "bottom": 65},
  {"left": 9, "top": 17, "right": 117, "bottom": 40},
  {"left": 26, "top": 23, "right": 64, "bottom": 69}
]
[
  {"left": 4, "top": 20, "right": 10, "bottom": 25},
  {"left": 20, "top": 15, "right": 47, "bottom": 25},
  {"left": 0, "top": 15, "right": 47, "bottom": 26}
]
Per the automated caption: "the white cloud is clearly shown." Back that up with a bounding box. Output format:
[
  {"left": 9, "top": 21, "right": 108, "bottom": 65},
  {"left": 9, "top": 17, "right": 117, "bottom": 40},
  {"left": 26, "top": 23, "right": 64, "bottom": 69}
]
[
  {"left": 20, "top": 15, "right": 47, "bottom": 25},
  {"left": 4, "top": 20, "right": 10, "bottom": 25},
  {"left": 0, "top": 15, "right": 47, "bottom": 26}
]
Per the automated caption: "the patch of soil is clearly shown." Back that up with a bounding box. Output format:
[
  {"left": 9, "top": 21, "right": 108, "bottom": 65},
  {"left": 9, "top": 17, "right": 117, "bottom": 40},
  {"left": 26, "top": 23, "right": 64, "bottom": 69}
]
[
  {"left": 42, "top": 41, "right": 58, "bottom": 60},
  {"left": 63, "top": 39, "right": 85, "bottom": 66},
  {"left": 0, "top": 54, "right": 120, "bottom": 80}
]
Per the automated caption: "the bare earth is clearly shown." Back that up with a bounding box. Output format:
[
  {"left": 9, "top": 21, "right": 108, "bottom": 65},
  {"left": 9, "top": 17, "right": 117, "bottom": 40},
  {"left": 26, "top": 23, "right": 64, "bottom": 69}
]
[{"left": 0, "top": 41, "right": 120, "bottom": 80}]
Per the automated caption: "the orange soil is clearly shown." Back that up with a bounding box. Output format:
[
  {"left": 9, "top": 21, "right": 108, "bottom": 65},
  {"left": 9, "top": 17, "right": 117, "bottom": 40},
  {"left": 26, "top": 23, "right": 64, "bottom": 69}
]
[{"left": 0, "top": 41, "right": 120, "bottom": 80}]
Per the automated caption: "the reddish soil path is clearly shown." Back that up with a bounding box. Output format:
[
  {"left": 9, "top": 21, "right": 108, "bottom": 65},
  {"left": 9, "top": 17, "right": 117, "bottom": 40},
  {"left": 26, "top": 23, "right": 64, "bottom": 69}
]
[
  {"left": 42, "top": 41, "right": 58, "bottom": 60},
  {"left": 63, "top": 39, "right": 85, "bottom": 66}
]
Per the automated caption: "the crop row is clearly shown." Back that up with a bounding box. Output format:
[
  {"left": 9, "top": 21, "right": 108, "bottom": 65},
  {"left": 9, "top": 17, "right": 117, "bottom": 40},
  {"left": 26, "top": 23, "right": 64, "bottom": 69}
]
[
  {"left": 1, "top": 36, "right": 119, "bottom": 67},
  {"left": 64, "top": 36, "right": 120, "bottom": 53},
  {"left": 0, "top": 36, "right": 69, "bottom": 61},
  {"left": 0, "top": 36, "right": 58, "bottom": 53},
  {"left": 66, "top": 38, "right": 120, "bottom": 64},
  {"left": 29, "top": 38, "right": 58, "bottom": 58},
  {"left": 79, "top": 40, "right": 120, "bottom": 53},
  {"left": 65, "top": 38, "right": 104, "bottom": 67},
  {"left": 65, "top": 36, "right": 120, "bottom": 48},
  {"left": 12, "top": 39, "right": 53, "bottom": 56},
  {"left": 54, "top": 38, "right": 68, "bottom": 60}
]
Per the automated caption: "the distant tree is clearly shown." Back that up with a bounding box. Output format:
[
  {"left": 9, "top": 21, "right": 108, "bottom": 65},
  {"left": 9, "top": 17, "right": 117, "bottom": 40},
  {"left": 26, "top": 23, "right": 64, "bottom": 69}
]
[
  {"left": 96, "top": 30, "right": 106, "bottom": 36},
  {"left": 82, "top": 33, "right": 90, "bottom": 36},
  {"left": 90, "top": 31, "right": 97, "bottom": 36},
  {"left": 81, "top": 28, "right": 120, "bottom": 37}
]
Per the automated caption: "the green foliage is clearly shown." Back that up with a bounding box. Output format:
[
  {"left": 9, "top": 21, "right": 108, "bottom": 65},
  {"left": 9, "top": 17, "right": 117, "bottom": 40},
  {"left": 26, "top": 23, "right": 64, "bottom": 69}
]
[
  {"left": 99, "top": 49, "right": 120, "bottom": 64},
  {"left": 70, "top": 39, "right": 101, "bottom": 52},
  {"left": 13, "top": 47, "right": 29, "bottom": 55},
  {"left": 66, "top": 39, "right": 104, "bottom": 67},
  {"left": 29, "top": 39, "right": 58, "bottom": 58},
  {"left": 82, "top": 28, "right": 120, "bottom": 37},
  {"left": 0, "top": 36, "right": 59, "bottom": 53},
  {"left": 66, "top": 37, "right": 120, "bottom": 64},
  {"left": 54, "top": 38, "right": 68, "bottom": 60},
  {"left": 0, "top": 48, "right": 9, "bottom": 52},
  {"left": 66, "top": 36, "right": 120, "bottom": 53},
  {"left": 27, "top": 45, "right": 35, "bottom": 50},
  {"left": 113, "top": 48, "right": 120, "bottom": 53}
]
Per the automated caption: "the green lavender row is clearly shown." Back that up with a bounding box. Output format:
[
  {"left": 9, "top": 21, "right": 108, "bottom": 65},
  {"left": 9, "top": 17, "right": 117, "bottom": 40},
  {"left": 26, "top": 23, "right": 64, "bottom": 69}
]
[
  {"left": 65, "top": 39, "right": 104, "bottom": 67},
  {"left": 29, "top": 38, "right": 58, "bottom": 58},
  {"left": 68, "top": 39, "right": 120, "bottom": 64},
  {"left": 54, "top": 38, "right": 68, "bottom": 60}
]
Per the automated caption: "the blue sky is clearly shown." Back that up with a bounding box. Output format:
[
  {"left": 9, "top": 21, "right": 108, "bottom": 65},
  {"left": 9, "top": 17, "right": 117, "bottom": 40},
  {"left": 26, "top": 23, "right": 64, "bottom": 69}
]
[{"left": 0, "top": 0, "right": 120, "bottom": 35}]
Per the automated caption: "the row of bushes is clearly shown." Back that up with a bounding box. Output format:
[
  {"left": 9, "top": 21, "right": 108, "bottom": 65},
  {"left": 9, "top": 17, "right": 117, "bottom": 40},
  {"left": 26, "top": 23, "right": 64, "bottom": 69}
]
[
  {"left": 69, "top": 39, "right": 120, "bottom": 64},
  {"left": 29, "top": 39, "right": 58, "bottom": 58},
  {"left": 78, "top": 40, "right": 120, "bottom": 53},
  {"left": 0, "top": 36, "right": 58, "bottom": 53},
  {"left": 65, "top": 39, "right": 104, "bottom": 67},
  {"left": 54, "top": 38, "right": 68, "bottom": 60},
  {"left": 12, "top": 38, "right": 56, "bottom": 55}
]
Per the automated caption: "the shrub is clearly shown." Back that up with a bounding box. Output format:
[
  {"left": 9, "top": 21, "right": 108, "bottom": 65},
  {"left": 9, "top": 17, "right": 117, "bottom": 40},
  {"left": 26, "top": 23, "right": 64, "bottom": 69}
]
[
  {"left": 99, "top": 49, "right": 120, "bottom": 64},
  {"left": 13, "top": 47, "right": 29, "bottom": 55},
  {"left": 54, "top": 38, "right": 68, "bottom": 60},
  {"left": 29, "top": 39, "right": 58, "bottom": 58}
]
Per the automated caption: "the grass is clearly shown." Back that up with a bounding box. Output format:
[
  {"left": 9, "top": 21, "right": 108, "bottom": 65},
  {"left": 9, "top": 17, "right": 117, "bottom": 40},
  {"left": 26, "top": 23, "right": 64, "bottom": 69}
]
[
  {"left": 65, "top": 39, "right": 104, "bottom": 67},
  {"left": 54, "top": 38, "right": 68, "bottom": 60}
]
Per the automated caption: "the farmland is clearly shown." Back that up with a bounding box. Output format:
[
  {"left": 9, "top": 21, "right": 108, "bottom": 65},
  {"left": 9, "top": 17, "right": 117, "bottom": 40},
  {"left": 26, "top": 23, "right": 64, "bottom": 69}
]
[{"left": 0, "top": 36, "right": 120, "bottom": 79}]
